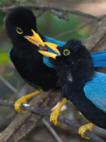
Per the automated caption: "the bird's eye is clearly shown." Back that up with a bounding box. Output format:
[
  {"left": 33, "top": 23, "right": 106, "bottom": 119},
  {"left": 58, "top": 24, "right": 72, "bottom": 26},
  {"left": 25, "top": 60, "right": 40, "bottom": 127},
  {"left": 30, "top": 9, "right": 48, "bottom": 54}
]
[
  {"left": 63, "top": 49, "right": 71, "bottom": 56},
  {"left": 16, "top": 27, "right": 23, "bottom": 34}
]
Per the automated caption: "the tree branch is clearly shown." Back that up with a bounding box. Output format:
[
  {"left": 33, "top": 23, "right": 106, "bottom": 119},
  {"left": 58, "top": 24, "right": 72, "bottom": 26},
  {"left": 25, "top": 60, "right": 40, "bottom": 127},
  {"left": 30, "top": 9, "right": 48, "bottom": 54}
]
[
  {"left": 43, "top": 119, "right": 63, "bottom": 142},
  {"left": 0, "top": 99, "right": 105, "bottom": 142},
  {"left": 84, "top": 16, "right": 106, "bottom": 52},
  {"left": 0, "top": 4, "right": 102, "bottom": 20},
  {"left": 0, "top": 91, "right": 60, "bottom": 142}
]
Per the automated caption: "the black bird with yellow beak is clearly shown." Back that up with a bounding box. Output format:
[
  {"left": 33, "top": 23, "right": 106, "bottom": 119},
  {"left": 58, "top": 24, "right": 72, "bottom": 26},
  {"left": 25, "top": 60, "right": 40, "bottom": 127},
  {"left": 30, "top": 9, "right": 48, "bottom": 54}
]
[
  {"left": 28, "top": 32, "right": 106, "bottom": 139},
  {"left": 6, "top": 7, "right": 60, "bottom": 113},
  {"left": 6, "top": 7, "right": 106, "bottom": 139}
]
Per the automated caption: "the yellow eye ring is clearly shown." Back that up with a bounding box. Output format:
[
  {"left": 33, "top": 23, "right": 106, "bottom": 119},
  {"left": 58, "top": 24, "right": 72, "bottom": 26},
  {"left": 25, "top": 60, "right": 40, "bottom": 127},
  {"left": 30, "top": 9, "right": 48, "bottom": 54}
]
[
  {"left": 16, "top": 27, "right": 23, "bottom": 34},
  {"left": 63, "top": 49, "right": 71, "bottom": 56}
]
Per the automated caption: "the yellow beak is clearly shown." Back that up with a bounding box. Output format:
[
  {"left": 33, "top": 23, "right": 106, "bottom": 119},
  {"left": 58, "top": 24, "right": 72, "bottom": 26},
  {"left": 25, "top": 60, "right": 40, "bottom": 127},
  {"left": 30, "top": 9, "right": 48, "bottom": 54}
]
[
  {"left": 24, "top": 29, "right": 61, "bottom": 59},
  {"left": 38, "top": 50, "right": 57, "bottom": 59},
  {"left": 25, "top": 29, "right": 45, "bottom": 47}
]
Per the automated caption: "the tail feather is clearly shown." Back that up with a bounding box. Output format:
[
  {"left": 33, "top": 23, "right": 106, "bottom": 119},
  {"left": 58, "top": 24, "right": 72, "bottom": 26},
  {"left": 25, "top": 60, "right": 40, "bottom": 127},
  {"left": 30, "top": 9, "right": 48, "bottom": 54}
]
[
  {"left": 93, "top": 61, "right": 106, "bottom": 67},
  {"left": 91, "top": 51, "right": 106, "bottom": 67},
  {"left": 91, "top": 51, "right": 106, "bottom": 61}
]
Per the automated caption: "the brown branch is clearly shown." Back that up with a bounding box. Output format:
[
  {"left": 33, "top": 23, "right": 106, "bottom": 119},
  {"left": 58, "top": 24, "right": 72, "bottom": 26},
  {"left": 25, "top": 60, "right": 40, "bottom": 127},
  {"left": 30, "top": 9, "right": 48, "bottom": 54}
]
[
  {"left": 0, "top": 4, "right": 102, "bottom": 20},
  {"left": 26, "top": 105, "right": 105, "bottom": 142},
  {"left": 43, "top": 119, "right": 63, "bottom": 142},
  {"left": 0, "top": 99, "right": 105, "bottom": 142},
  {"left": 0, "top": 76, "right": 18, "bottom": 94},
  {"left": 0, "top": 91, "right": 60, "bottom": 142},
  {"left": 83, "top": 16, "right": 106, "bottom": 52},
  {"left": 0, "top": 112, "right": 16, "bottom": 132}
]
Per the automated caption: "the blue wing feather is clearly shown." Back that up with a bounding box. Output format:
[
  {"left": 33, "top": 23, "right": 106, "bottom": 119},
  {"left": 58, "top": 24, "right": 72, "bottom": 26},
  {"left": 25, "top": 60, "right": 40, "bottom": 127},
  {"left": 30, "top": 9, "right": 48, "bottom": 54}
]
[
  {"left": 91, "top": 51, "right": 106, "bottom": 67},
  {"left": 84, "top": 72, "right": 106, "bottom": 112},
  {"left": 93, "top": 60, "right": 106, "bottom": 67},
  {"left": 44, "top": 36, "right": 106, "bottom": 68},
  {"left": 8, "top": 48, "right": 12, "bottom": 61},
  {"left": 91, "top": 51, "right": 106, "bottom": 61},
  {"left": 45, "top": 36, "right": 65, "bottom": 46}
]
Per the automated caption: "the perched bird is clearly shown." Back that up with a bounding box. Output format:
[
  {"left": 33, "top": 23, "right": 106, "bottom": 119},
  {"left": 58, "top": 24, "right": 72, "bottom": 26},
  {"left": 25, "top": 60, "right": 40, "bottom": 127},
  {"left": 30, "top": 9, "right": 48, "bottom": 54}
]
[
  {"left": 29, "top": 35, "right": 106, "bottom": 139},
  {"left": 6, "top": 6, "right": 106, "bottom": 119},
  {"left": 6, "top": 7, "right": 59, "bottom": 113}
]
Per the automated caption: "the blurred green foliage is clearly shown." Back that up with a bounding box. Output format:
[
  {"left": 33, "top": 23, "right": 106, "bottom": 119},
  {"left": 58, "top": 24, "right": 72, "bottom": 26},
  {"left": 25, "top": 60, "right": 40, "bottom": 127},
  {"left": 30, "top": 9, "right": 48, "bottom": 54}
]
[
  {"left": 0, "top": 10, "right": 90, "bottom": 67},
  {"left": 0, "top": 52, "right": 9, "bottom": 65},
  {"left": 0, "top": 0, "right": 39, "bottom": 4},
  {"left": 0, "top": 0, "right": 14, "bottom": 4},
  {"left": 0, "top": 13, "right": 5, "bottom": 30},
  {"left": 37, "top": 12, "right": 89, "bottom": 41}
]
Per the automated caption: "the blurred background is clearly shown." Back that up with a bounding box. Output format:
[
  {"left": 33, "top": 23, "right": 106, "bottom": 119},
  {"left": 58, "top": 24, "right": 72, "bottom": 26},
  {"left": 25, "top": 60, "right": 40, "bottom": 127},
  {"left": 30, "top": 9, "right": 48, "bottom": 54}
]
[{"left": 0, "top": 0, "right": 106, "bottom": 142}]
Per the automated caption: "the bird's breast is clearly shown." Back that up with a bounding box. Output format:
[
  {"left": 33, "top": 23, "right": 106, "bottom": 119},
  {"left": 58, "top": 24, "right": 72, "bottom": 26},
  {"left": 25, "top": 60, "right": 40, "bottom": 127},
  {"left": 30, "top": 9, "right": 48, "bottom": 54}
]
[{"left": 10, "top": 48, "right": 57, "bottom": 90}]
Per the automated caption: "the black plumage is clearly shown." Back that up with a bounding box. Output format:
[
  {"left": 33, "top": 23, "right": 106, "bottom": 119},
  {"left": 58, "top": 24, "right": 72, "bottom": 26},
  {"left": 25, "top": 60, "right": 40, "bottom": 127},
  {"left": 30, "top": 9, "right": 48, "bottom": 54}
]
[
  {"left": 50, "top": 40, "right": 106, "bottom": 129},
  {"left": 6, "top": 7, "right": 106, "bottom": 130},
  {"left": 6, "top": 7, "right": 57, "bottom": 91}
]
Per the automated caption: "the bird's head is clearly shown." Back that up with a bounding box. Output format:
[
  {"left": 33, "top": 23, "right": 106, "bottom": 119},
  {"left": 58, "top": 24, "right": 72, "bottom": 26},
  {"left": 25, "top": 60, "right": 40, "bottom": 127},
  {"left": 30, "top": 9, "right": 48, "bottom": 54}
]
[
  {"left": 25, "top": 31, "right": 92, "bottom": 67},
  {"left": 26, "top": 32, "right": 94, "bottom": 83},
  {"left": 5, "top": 7, "right": 38, "bottom": 45},
  {"left": 36, "top": 39, "right": 94, "bottom": 71}
]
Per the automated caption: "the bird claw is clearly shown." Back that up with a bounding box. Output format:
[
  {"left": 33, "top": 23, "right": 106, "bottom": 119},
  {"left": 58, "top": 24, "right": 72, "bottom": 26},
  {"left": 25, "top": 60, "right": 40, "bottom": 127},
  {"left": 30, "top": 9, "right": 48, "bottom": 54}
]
[
  {"left": 78, "top": 123, "right": 95, "bottom": 139},
  {"left": 14, "top": 90, "right": 43, "bottom": 114},
  {"left": 50, "top": 98, "right": 67, "bottom": 126},
  {"left": 50, "top": 108, "right": 60, "bottom": 126},
  {"left": 14, "top": 96, "right": 28, "bottom": 114}
]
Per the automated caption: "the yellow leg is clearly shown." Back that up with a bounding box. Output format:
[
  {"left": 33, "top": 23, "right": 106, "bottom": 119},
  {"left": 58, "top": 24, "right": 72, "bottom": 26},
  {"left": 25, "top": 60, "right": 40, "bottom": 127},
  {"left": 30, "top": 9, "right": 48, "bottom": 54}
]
[
  {"left": 14, "top": 89, "right": 43, "bottom": 114},
  {"left": 78, "top": 123, "right": 95, "bottom": 139},
  {"left": 50, "top": 98, "right": 68, "bottom": 125}
]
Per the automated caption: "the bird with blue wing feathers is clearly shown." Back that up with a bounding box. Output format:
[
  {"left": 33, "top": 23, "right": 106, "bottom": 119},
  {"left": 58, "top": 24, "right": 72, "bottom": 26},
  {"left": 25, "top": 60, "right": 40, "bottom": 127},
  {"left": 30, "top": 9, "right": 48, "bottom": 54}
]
[
  {"left": 6, "top": 7, "right": 106, "bottom": 137},
  {"left": 6, "top": 7, "right": 58, "bottom": 113},
  {"left": 29, "top": 34, "right": 106, "bottom": 139}
]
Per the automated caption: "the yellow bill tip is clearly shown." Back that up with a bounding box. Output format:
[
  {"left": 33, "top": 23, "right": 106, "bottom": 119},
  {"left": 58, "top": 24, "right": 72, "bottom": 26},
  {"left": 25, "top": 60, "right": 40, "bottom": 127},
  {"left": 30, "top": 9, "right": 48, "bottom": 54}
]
[
  {"left": 24, "top": 29, "right": 45, "bottom": 47},
  {"left": 38, "top": 50, "right": 57, "bottom": 59},
  {"left": 44, "top": 42, "right": 61, "bottom": 56}
]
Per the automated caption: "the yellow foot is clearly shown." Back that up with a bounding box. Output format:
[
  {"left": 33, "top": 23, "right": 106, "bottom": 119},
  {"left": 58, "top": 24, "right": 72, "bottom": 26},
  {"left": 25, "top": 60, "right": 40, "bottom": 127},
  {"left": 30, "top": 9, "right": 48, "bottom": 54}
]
[
  {"left": 78, "top": 123, "right": 95, "bottom": 139},
  {"left": 14, "top": 89, "right": 43, "bottom": 114},
  {"left": 50, "top": 98, "right": 68, "bottom": 126},
  {"left": 50, "top": 107, "right": 60, "bottom": 125}
]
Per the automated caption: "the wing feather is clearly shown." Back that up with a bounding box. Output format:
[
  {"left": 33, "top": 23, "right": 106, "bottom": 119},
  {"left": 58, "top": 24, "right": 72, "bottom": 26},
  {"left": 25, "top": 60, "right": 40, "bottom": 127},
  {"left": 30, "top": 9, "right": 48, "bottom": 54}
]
[{"left": 84, "top": 72, "right": 106, "bottom": 112}]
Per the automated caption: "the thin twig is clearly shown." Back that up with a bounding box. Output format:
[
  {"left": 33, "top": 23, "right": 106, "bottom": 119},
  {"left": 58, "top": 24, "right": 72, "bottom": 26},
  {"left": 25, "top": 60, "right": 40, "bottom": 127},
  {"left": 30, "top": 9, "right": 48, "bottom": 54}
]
[
  {"left": 43, "top": 119, "right": 63, "bottom": 142},
  {"left": 0, "top": 112, "right": 16, "bottom": 132},
  {"left": 0, "top": 76, "right": 18, "bottom": 94},
  {"left": 0, "top": 4, "right": 102, "bottom": 20},
  {"left": 0, "top": 91, "right": 60, "bottom": 142},
  {"left": 0, "top": 100, "right": 104, "bottom": 142}
]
